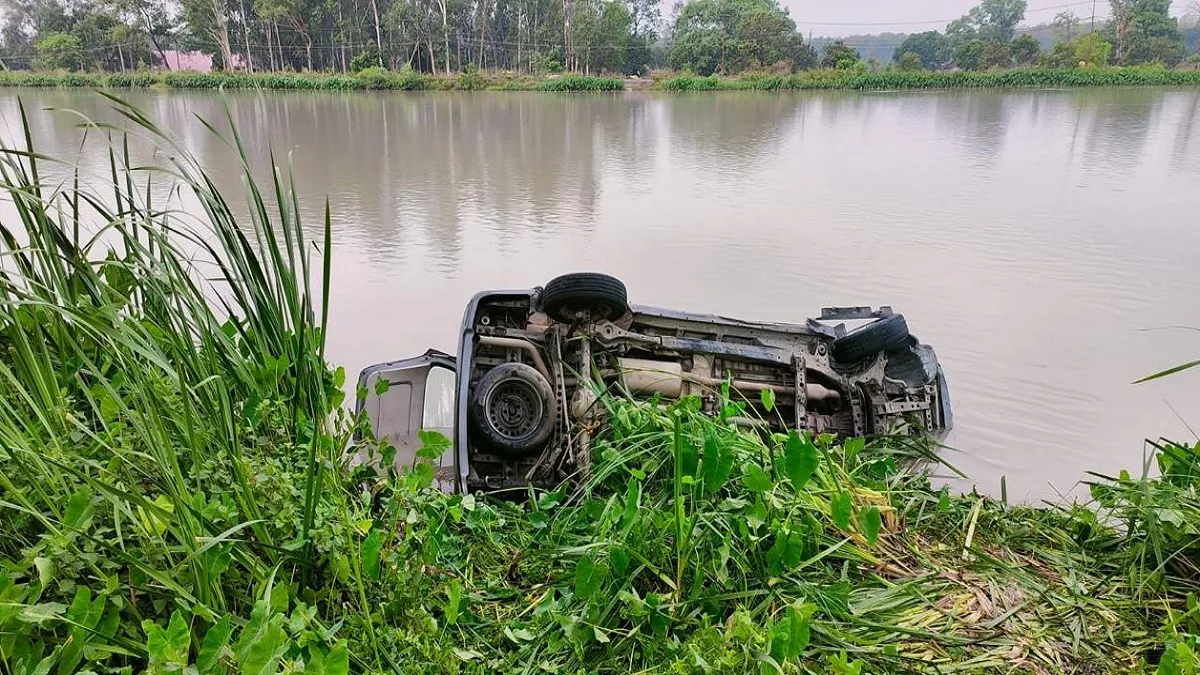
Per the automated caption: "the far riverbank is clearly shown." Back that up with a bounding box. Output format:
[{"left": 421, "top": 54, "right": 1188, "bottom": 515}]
[{"left": 2, "top": 66, "right": 1200, "bottom": 92}]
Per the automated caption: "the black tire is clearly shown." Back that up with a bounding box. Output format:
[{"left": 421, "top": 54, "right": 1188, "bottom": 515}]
[
  {"left": 832, "top": 314, "right": 911, "bottom": 364},
  {"left": 469, "top": 363, "right": 557, "bottom": 456},
  {"left": 542, "top": 273, "right": 629, "bottom": 323}
]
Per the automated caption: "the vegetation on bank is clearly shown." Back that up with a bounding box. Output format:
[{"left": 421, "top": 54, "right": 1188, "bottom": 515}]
[
  {"left": 659, "top": 65, "right": 1200, "bottom": 91},
  {"left": 3, "top": 99, "right": 1200, "bottom": 674},
  {"left": 5, "top": 65, "right": 1200, "bottom": 93},
  {"left": 0, "top": 67, "right": 627, "bottom": 91},
  {"left": 3, "top": 0, "right": 1198, "bottom": 89}
]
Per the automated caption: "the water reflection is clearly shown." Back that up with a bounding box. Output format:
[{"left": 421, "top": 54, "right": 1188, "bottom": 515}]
[{"left": 0, "top": 87, "right": 1198, "bottom": 503}]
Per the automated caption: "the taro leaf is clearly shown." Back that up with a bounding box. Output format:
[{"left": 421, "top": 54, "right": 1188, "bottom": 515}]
[
  {"left": 452, "top": 648, "right": 484, "bottom": 662},
  {"left": 831, "top": 491, "right": 852, "bottom": 530},
  {"left": 861, "top": 507, "right": 882, "bottom": 547},
  {"left": 63, "top": 487, "right": 94, "bottom": 531},
  {"left": 305, "top": 647, "right": 326, "bottom": 675},
  {"left": 611, "top": 549, "right": 630, "bottom": 577},
  {"left": 843, "top": 437, "right": 865, "bottom": 463},
  {"left": 701, "top": 429, "right": 734, "bottom": 495},
  {"left": 445, "top": 579, "right": 462, "bottom": 624},
  {"left": 197, "top": 616, "right": 232, "bottom": 675},
  {"left": 621, "top": 479, "right": 640, "bottom": 526},
  {"left": 574, "top": 555, "right": 607, "bottom": 601},
  {"left": 34, "top": 557, "right": 53, "bottom": 589},
  {"left": 362, "top": 529, "right": 383, "bottom": 581},
  {"left": 767, "top": 531, "right": 805, "bottom": 574},
  {"left": 742, "top": 464, "right": 773, "bottom": 493},
  {"left": 416, "top": 430, "right": 450, "bottom": 460},
  {"left": 769, "top": 602, "right": 816, "bottom": 662},
  {"left": 143, "top": 611, "right": 189, "bottom": 674},
  {"left": 784, "top": 430, "right": 820, "bottom": 490},
  {"left": 58, "top": 588, "right": 105, "bottom": 675},
  {"left": 238, "top": 615, "right": 287, "bottom": 675},
  {"left": 677, "top": 429, "right": 699, "bottom": 480},
  {"left": 761, "top": 388, "right": 776, "bottom": 412},
  {"left": 20, "top": 602, "right": 66, "bottom": 625},
  {"left": 324, "top": 643, "right": 348, "bottom": 675}
]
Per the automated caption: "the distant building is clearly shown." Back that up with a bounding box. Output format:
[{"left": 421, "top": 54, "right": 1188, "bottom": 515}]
[{"left": 160, "top": 50, "right": 247, "bottom": 72}]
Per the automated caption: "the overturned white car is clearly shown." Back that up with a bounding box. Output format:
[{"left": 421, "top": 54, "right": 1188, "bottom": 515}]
[{"left": 357, "top": 273, "right": 952, "bottom": 492}]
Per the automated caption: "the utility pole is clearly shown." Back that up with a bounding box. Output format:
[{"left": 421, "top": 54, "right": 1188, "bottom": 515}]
[{"left": 1091, "top": 0, "right": 1097, "bottom": 32}]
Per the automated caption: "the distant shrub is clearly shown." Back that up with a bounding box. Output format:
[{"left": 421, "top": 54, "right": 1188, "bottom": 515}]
[
  {"left": 457, "top": 64, "right": 488, "bottom": 90},
  {"left": 534, "top": 75, "right": 623, "bottom": 91}
]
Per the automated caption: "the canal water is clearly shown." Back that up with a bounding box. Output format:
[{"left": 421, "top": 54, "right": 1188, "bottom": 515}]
[{"left": 3, "top": 87, "right": 1198, "bottom": 500}]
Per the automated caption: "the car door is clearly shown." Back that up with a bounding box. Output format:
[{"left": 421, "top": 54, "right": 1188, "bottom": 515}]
[{"left": 355, "top": 350, "right": 458, "bottom": 490}]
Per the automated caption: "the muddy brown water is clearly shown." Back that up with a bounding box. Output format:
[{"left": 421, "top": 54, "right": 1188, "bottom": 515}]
[{"left": 2, "top": 87, "right": 1198, "bottom": 501}]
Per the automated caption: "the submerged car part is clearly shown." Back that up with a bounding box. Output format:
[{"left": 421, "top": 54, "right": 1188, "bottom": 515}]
[{"left": 356, "top": 273, "right": 952, "bottom": 493}]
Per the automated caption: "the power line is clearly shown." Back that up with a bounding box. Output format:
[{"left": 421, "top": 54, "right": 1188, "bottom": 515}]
[{"left": 794, "top": 0, "right": 1098, "bottom": 28}]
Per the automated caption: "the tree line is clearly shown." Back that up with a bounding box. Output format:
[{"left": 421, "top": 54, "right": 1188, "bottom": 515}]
[
  {"left": 0, "top": 0, "right": 1195, "bottom": 75},
  {"left": 889, "top": 0, "right": 1193, "bottom": 71}
]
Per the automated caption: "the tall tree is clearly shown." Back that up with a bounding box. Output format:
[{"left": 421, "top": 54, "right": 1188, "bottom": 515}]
[
  {"left": 947, "top": 0, "right": 1027, "bottom": 44},
  {"left": 1108, "top": 0, "right": 1183, "bottom": 64},
  {"left": 894, "top": 30, "right": 951, "bottom": 69}
]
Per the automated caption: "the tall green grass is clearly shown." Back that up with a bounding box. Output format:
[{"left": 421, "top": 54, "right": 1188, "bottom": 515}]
[
  {"left": 0, "top": 96, "right": 358, "bottom": 673},
  {"left": 0, "top": 97, "right": 1198, "bottom": 674}
]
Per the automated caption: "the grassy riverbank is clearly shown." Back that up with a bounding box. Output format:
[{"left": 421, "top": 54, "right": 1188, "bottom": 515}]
[
  {"left": 659, "top": 66, "right": 1200, "bottom": 90},
  {"left": 2, "top": 99, "right": 1200, "bottom": 675},
  {"left": 2, "top": 66, "right": 1200, "bottom": 93},
  {"left": 0, "top": 68, "right": 626, "bottom": 91}
]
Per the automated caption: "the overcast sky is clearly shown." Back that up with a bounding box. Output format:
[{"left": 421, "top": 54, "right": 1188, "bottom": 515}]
[{"left": 785, "top": 0, "right": 1122, "bottom": 37}]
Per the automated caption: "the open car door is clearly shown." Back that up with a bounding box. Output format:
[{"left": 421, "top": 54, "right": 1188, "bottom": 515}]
[{"left": 355, "top": 349, "right": 457, "bottom": 491}]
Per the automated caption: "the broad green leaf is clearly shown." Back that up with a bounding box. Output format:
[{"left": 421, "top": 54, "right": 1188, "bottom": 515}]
[
  {"left": 831, "top": 491, "right": 852, "bottom": 530},
  {"left": 843, "top": 437, "right": 865, "bottom": 462},
  {"left": 63, "top": 487, "right": 94, "bottom": 531},
  {"left": 701, "top": 429, "right": 734, "bottom": 495},
  {"left": 861, "top": 507, "right": 882, "bottom": 547},
  {"left": 783, "top": 430, "right": 820, "bottom": 490},
  {"left": 453, "top": 648, "right": 483, "bottom": 661},
  {"left": 741, "top": 464, "right": 773, "bottom": 493},
  {"left": 234, "top": 601, "right": 268, "bottom": 665},
  {"left": 769, "top": 601, "right": 815, "bottom": 663},
  {"left": 373, "top": 378, "right": 391, "bottom": 395},
  {"left": 621, "top": 478, "right": 640, "bottom": 526},
  {"left": 237, "top": 615, "right": 287, "bottom": 675},
  {"left": 504, "top": 627, "right": 536, "bottom": 643},
  {"left": 20, "top": 602, "right": 66, "bottom": 625},
  {"left": 445, "top": 579, "right": 462, "bottom": 624},
  {"left": 574, "top": 555, "right": 607, "bottom": 601},
  {"left": 416, "top": 429, "right": 450, "bottom": 459},
  {"left": 676, "top": 428, "right": 699, "bottom": 479},
  {"left": 324, "top": 643, "right": 348, "bottom": 675},
  {"left": 33, "top": 557, "right": 54, "bottom": 589},
  {"left": 760, "top": 387, "right": 776, "bottom": 412},
  {"left": 305, "top": 647, "right": 326, "bottom": 675},
  {"left": 362, "top": 529, "right": 383, "bottom": 581},
  {"left": 144, "top": 611, "right": 189, "bottom": 674},
  {"left": 766, "top": 531, "right": 804, "bottom": 574},
  {"left": 197, "top": 616, "right": 232, "bottom": 675}
]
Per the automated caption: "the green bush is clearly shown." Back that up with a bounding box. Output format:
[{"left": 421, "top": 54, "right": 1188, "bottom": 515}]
[
  {"left": 534, "top": 75, "right": 623, "bottom": 91},
  {"left": 33, "top": 32, "right": 84, "bottom": 71}
]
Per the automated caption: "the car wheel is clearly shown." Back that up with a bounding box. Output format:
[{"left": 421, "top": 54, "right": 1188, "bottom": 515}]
[
  {"left": 469, "top": 363, "right": 558, "bottom": 455},
  {"left": 832, "top": 314, "right": 911, "bottom": 364},
  {"left": 542, "top": 273, "right": 629, "bottom": 323}
]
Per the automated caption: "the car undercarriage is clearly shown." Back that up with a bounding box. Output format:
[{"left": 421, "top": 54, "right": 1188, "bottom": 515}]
[{"left": 357, "top": 273, "right": 952, "bottom": 493}]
